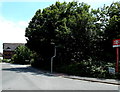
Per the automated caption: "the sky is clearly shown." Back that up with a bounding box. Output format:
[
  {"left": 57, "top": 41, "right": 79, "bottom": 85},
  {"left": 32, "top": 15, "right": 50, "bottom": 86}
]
[{"left": 0, "top": 0, "right": 119, "bottom": 53}]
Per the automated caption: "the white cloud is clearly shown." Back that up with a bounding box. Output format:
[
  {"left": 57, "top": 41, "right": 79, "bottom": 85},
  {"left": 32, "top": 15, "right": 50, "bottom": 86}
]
[
  {"left": 18, "top": 21, "right": 29, "bottom": 28},
  {"left": 0, "top": 16, "right": 28, "bottom": 52}
]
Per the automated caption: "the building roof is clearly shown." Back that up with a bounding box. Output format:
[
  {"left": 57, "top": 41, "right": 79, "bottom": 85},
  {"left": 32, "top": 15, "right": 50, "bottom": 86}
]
[{"left": 3, "top": 43, "right": 25, "bottom": 51}]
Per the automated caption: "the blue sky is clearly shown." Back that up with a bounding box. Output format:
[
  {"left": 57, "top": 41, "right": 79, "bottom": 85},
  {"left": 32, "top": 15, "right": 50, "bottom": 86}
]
[
  {"left": 0, "top": 0, "right": 119, "bottom": 53},
  {"left": 1, "top": 2, "right": 54, "bottom": 21}
]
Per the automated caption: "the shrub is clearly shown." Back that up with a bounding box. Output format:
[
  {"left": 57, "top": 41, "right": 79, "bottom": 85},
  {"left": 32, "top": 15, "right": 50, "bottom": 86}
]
[
  {"left": 11, "top": 46, "right": 32, "bottom": 64},
  {"left": 2, "top": 59, "right": 11, "bottom": 63},
  {"left": 55, "top": 60, "right": 119, "bottom": 79},
  {"left": 0, "top": 59, "right": 2, "bottom": 63}
]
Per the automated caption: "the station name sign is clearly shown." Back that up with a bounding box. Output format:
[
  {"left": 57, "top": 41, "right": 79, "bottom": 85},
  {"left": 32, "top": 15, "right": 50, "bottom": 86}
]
[{"left": 113, "top": 39, "right": 120, "bottom": 48}]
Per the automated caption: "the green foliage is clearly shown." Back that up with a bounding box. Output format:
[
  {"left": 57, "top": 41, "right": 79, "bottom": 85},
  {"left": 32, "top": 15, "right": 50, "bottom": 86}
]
[
  {"left": 0, "top": 59, "right": 2, "bottom": 63},
  {"left": 25, "top": 1, "right": 94, "bottom": 65},
  {"left": 12, "top": 45, "right": 32, "bottom": 64},
  {"left": 103, "top": 1, "right": 120, "bottom": 62},
  {"left": 2, "top": 59, "right": 11, "bottom": 63},
  {"left": 107, "top": 2, "right": 120, "bottom": 39},
  {"left": 57, "top": 61, "right": 117, "bottom": 79},
  {"left": 25, "top": 1, "right": 120, "bottom": 79}
]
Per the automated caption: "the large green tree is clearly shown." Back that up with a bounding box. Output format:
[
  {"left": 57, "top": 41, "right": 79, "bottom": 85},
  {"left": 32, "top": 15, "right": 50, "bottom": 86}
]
[
  {"left": 103, "top": 2, "right": 120, "bottom": 62},
  {"left": 25, "top": 1, "right": 120, "bottom": 78},
  {"left": 25, "top": 1, "right": 96, "bottom": 67},
  {"left": 25, "top": 1, "right": 120, "bottom": 71}
]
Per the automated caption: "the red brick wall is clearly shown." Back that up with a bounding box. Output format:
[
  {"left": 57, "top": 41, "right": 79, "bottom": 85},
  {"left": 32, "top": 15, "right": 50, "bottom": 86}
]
[{"left": 3, "top": 51, "right": 14, "bottom": 59}]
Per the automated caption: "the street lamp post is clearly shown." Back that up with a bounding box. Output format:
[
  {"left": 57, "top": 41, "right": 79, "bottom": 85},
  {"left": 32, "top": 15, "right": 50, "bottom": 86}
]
[{"left": 51, "top": 46, "right": 56, "bottom": 73}]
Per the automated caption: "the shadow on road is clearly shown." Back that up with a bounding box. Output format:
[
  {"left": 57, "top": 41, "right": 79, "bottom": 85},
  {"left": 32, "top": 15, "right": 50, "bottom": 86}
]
[
  {"left": 2, "top": 65, "right": 59, "bottom": 77},
  {"left": 2, "top": 63, "right": 120, "bottom": 86}
]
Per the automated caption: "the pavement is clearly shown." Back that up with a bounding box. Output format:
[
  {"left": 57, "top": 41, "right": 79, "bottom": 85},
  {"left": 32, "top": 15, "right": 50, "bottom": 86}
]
[{"left": 63, "top": 75, "right": 120, "bottom": 86}]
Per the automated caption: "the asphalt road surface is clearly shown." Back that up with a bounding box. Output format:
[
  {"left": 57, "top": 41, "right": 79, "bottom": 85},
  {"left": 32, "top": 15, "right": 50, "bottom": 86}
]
[{"left": 2, "top": 63, "right": 119, "bottom": 90}]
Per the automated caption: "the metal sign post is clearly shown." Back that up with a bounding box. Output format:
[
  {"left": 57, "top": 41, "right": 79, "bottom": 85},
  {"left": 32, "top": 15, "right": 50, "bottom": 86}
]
[
  {"left": 113, "top": 39, "right": 120, "bottom": 73},
  {"left": 116, "top": 47, "right": 119, "bottom": 73},
  {"left": 51, "top": 57, "right": 53, "bottom": 73},
  {"left": 51, "top": 46, "right": 56, "bottom": 73}
]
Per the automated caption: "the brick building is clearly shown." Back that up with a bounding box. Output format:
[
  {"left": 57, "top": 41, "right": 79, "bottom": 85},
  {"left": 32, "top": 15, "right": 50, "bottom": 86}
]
[
  {"left": 0, "top": 52, "right": 2, "bottom": 57},
  {"left": 3, "top": 43, "right": 25, "bottom": 59}
]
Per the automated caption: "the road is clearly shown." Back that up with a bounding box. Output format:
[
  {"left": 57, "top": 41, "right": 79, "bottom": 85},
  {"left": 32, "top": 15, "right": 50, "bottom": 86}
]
[{"left": 2, "top": 63, "right": 119, "bottom": 90}]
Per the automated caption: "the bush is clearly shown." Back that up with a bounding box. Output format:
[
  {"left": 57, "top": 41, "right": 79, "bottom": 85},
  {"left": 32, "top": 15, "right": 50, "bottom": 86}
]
[
  {"left": 30, "top": 52, "right": 40, "bottom": 67},
  {"left": 0, "top": 59, "right": 2, "bottom": 63},
  {"left": 55, "top": 60, "right": 119, "bottom": 79},
  {"left": 55, "top": 61, "right": 93, "bottom": 77},
  {"left": 2, "top": 59, "right": 11, "bottom": 63},
  {"left": 11, "top": 46, "right": 32, "bottom": 64},
  {"left": 116, "top": 73, "right": 120, "bottom": 79}
]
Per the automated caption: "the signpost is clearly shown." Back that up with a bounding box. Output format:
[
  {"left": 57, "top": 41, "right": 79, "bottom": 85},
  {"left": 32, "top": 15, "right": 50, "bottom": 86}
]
[
  {"left": 113, "top": 39, "right": 120, "bottom": 73},
  {"left": 51, "top": 46, "right": 56, "bottom": 73}
]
